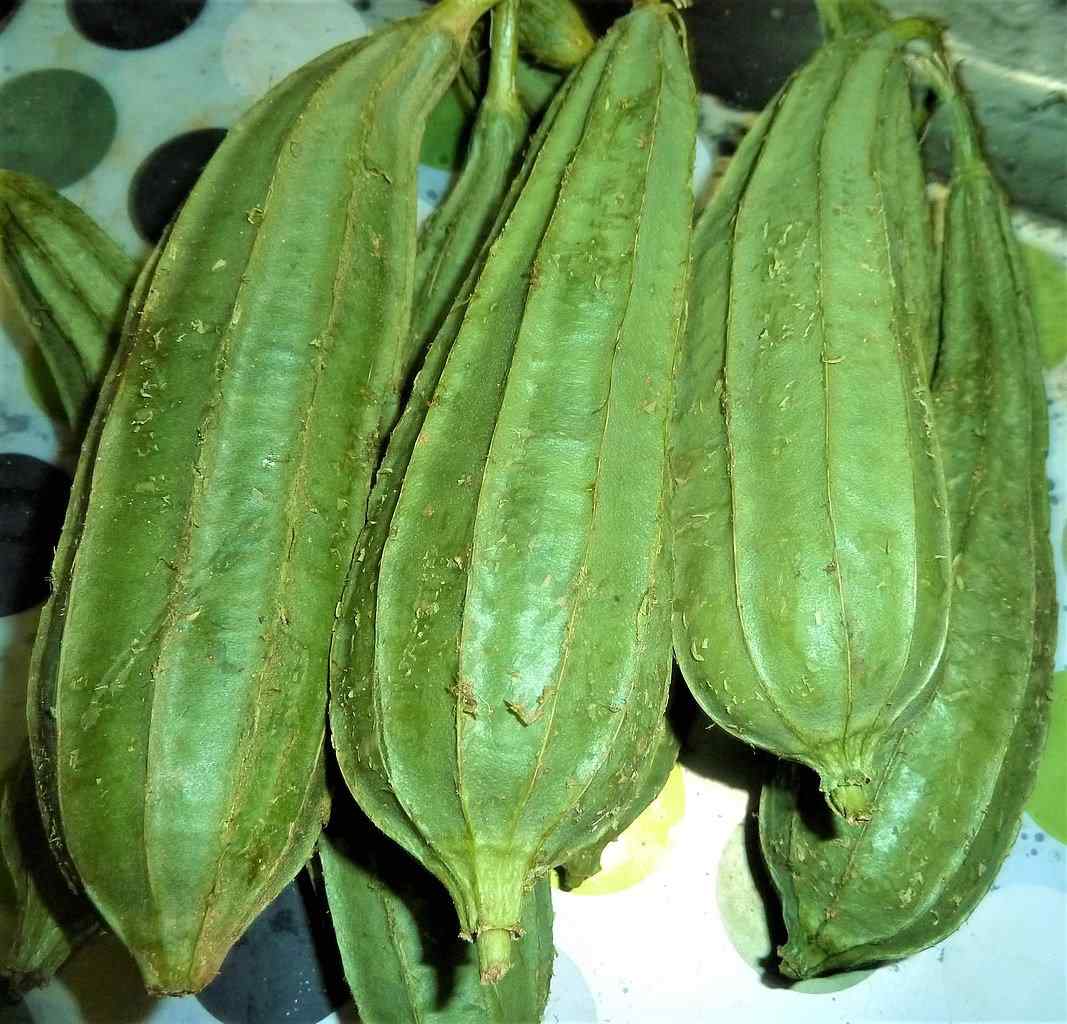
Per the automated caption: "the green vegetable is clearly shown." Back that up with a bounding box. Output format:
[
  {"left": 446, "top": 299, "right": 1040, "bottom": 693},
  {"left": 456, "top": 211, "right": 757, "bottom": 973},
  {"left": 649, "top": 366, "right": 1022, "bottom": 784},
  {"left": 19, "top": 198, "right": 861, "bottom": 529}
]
[
  {"left": 0, "top": 173, "right": 137, "bottom": 994},
  {"left": 672, "top": 7, "right": 951, "bottom": 822},
  {"left": 319, "top": 807, "right": 553, "bottom": 1024},
  {"left": 330, "top": 4, "right": 696, "bottom": 983},
  {"left": 27, "top": 0, "right": 496, "bottom": 994},
  {"left": 759, "top": 55, "right": 1057, "bottom": 979},
  {"left": 413, "top": 0, "right": 529, "bottom": 356},
  {"left": 0, "top": 171, "right": 136, "bottom": 432}
]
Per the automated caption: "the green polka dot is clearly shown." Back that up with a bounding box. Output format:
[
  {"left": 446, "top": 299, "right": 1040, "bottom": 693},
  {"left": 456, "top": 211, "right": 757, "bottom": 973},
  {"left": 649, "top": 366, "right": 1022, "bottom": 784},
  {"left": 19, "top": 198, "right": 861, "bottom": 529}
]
[
  {"left": 0, "top": 70, "right": 117, "bottom": 189},
  {"left": 420, "top": 83, "right": 474, "bottom": 172},
  {"left": 1022, "top": 243, "right": 1067, "bottom": 370},
  {"left": 1027, "top": 670, "right": 1067, "bottom": 844}
]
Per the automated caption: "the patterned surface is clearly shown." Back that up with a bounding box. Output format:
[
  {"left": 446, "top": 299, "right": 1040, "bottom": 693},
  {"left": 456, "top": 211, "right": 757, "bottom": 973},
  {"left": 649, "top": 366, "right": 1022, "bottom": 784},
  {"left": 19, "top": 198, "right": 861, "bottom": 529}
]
[{"left": 1, "top": 2, "right": 1065, "bottom": 1021}]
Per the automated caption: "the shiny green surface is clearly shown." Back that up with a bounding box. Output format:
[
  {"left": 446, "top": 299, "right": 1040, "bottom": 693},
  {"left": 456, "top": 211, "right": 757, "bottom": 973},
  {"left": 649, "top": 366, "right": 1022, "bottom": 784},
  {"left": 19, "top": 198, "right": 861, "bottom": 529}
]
[
  {"left": 330, "top": 4, "right": 695, "bottom": 983},
  {"left": 672, "top": 20, "right": 950, "bottom": 821},
  {"left": 759, "top": 65, "right": 1057, "bottom": 979},
  {"left": 0, "top": 171, "right": 136, "bottom": 432},
  {"left": 26, "top": 0, "right": 494, "bottom": 994}
]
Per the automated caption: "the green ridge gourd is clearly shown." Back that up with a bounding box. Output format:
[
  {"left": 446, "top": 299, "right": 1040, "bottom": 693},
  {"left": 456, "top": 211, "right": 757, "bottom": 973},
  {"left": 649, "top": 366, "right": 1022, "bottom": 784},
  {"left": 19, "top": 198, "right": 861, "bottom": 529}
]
[
  {"left": 318, "top": 15, "right": 545, "bottom": 1014},
  {"left": 0, "top": 171, "right": 137, "bottom": 432},
  {"left": 671, "top": 3, "right": 951, "bottom": 822},
  {"left": 0, "top": 175, "right": 138, "bottom": 993},
  {"left": 319, "top": 807, "right": 554, "bottom": 1024},
  {"left": 758, "top": 54, "right": 1057, "bottom": 979},
  {"left": 413, "top": 0, "right": 529, "bottom": 359},
  {"left": 330, "top": 2, "right": 696, "bottom": 983},
  {"left": 26, "top": 0, "right": 497, "bottom": 994}
]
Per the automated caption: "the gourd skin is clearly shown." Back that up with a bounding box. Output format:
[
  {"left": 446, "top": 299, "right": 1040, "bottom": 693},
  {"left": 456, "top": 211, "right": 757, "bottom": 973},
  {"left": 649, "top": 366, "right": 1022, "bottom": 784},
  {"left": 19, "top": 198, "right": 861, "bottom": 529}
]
[
  {"left": 0, "top": 171, "right": 137, "bottom": 431},
  {"left": 27, "top": 0, "right": 495, "bottom": 994},
  {"left": 413, "top": 0, "right": 529, "bottom": 355},
  {"left": 672, "top": 22, "right": 951, "bottom": 821},
  {"left": 330, "top": 4, "right": 695, "bottom": 983},
  {"left": 0, "top": 175, "right": 135, "bottom": 994},
  {"left": 758, "top": 73, "right": 1057, "bottom": 979},
  {"left": 556, "top": 714, "right": 679, "bottom": 892}
]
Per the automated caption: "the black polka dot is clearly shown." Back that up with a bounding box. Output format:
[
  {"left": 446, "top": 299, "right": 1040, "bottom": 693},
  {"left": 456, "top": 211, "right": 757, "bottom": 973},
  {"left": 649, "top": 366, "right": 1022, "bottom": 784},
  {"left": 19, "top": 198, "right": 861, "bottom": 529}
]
[
  {"left": 1, "top": 0, "right": 25, "bottom": 32},
  {"left": 197, "top": 874, "right": 348, "bottom": 1024},
  {"left": 0, "top": 453, "right": 71, "bottom": 616},
  {"left": 683, "top": 0, "right": 821, "bottom": 109},
  {"left": 350, "top": 0, "right": 372, "bottom": 10},
  {"left": 0, "top": 70, "right": 116, "bottom": 189},
  {"left": 129, "top": 128, "right": 227, "bottom": 244},
  {"left": 68, "top": 0, "right": 207, "bottom": 50}
]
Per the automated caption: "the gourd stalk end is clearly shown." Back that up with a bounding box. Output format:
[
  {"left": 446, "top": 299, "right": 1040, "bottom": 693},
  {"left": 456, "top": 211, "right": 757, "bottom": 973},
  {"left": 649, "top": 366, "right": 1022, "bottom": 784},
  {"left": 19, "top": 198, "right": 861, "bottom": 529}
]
[
  {"left": 777, "top": 940, "right": 823, "bottom": 981},
  {"left": 486, "top": 0, "right": 522, "bottom": 115},
  {"left": 477, "top": 927, "right": 514, "bottom": 985},
  {"left": 814, "top": 0, "right": 891, "bottom": 40},
  {"left": 826, "top": 783, "right": 872, "bottom": 825}
]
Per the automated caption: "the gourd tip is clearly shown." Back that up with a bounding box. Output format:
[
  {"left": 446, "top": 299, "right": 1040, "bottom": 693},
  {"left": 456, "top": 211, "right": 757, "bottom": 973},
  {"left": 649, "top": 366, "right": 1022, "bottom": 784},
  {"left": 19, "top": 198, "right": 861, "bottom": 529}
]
[
  {"left": 777, "top": 941, "right": 821, "bottom": 981},
  {"left": 476, "top": 927, "right": 514, "bottom": 985},
  {"left": 826, "top": 783, "right": 872, "bottom": 825}
]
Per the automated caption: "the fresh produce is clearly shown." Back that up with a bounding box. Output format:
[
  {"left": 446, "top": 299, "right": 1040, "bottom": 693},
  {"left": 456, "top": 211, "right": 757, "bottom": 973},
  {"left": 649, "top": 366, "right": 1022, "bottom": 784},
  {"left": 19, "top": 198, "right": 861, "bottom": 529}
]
[
  {"left": 0, "top": 0, "right": 1056, "bottom": 1011},
  {"left": 320, "top": 11, "right": 554, "bottom": 1015},
  {"left": 517, "top": 0, "right": 594, "bottom": 69},
  {"left": 0, "top": 171, "right": 136, "bottom": 432},
  {"left": 329, "top": 2, "right": 696, "bottom": 983},
  {"left": 413, "top": 0, "right": 529, "bottom": 356},
  {"left": 26, "top": 0, "right": 498, "bottom": 994},
  {"left": 0, "top": 175, "right": 136, "bottom": 995},
  {"left": 671, "top": 2, "right": 952, "bottom": 823},
  {"left": 759, "top": 52, "right": 1057, "bottom": 979},
  {"left": 320, "top": 808, "right": 554, "bottom": 1024}
]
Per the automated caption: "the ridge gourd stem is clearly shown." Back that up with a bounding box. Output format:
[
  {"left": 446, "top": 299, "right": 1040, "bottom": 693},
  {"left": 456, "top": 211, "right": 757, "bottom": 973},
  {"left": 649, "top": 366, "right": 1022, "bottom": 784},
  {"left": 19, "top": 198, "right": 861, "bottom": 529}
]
[
  {"left": 814, "top": 0, "right": 891, "bottom": 39},
  {"left": 487, "top": 0, "right": 521, "bottom": 115},
  {"left": 914, "top": 53, "right": 984, "bottom": 172},
  {"left": 429, "top": 0, "right": 504, "bottom": 38}
]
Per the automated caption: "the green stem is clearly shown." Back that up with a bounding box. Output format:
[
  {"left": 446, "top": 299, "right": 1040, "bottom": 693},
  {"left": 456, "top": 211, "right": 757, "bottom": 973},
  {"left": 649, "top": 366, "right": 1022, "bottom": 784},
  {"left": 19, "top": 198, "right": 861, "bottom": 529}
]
[
  {"left": 432, "top": 0, "right": 503, "bottom": 39},
  {"left": 915, "top": 52, "right": 985, "bottom": 173},
  {"left": 814, "top": 0, "right": 891, "bottom": 40},
  {"left": 486, "top": 0, "right": 522, "bottom": 115},
  {"left": 477, "top": 926, "right": 514, "bottom": 985}
]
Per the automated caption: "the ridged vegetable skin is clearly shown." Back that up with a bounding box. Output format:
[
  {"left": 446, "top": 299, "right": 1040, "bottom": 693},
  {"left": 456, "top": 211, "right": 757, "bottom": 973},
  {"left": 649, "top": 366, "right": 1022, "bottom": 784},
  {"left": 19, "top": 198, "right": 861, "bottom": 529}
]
[
  {"left": 759, "top": 56, "right": 1057, "bottom": 978},
  {"left": 0, "top": 171, "right": 136, "bottom": 432},
  {"left": 320, "top": 816, "right": 554, "bottom": 1024},
  {"left": 27, "top": 0, "right": 496, "bottom": 994},
  {"left": 330, "top": 3, "right": 696, "bottom": 983},
  {"left": 672, "top": 11, "right": 951, "bottom": 822}
]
